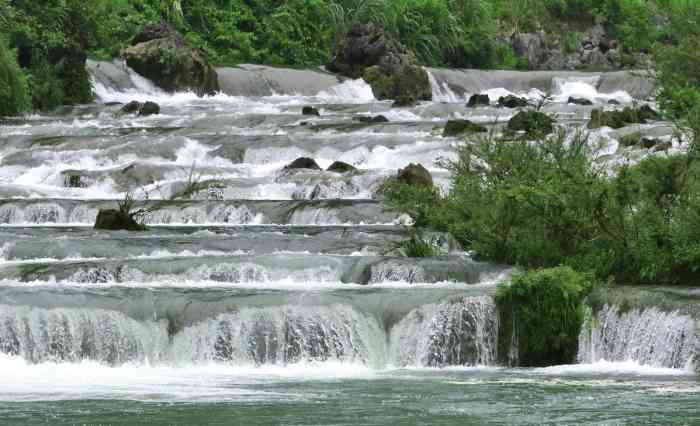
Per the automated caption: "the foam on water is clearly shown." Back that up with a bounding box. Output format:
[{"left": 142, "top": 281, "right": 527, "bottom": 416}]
[{"left": 552, "top": 76, "right": 633, "bottom": 104}]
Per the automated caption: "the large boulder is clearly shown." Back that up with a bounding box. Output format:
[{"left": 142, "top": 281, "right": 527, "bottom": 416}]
[
  {"left": 397, "top": 163, "right": 433, "bottom": 187},
  {"left": 588, "top": 106, "right": 660, "bottom": 129},
  {"left": 123, "top": 23, "right": 218, "bottom": 95},
  {"left": 94, "top": 209, "right": 147, "bottom": 231},
  {"left": 507, "top": 111, "right": 555, "bottom": 137},
  {"left": 284, "top": 157, "right": 321, "bottom": 171},
  {"left": 498, "top": 95, "right": 529, "bottom": 108},
  {"left": 327, "top": 161, "right": 357, "bottom": 174},
  {"left": 467, "top": 94, "right": 490, "bottom": 108},
  {"left": 327, "top": 24, "right": 431, "bottom": 104}
]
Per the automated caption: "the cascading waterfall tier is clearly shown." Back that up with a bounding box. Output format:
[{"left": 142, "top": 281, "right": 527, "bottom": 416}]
[{"left": 578, "top": 304, "right": 698, "bottom": 370}]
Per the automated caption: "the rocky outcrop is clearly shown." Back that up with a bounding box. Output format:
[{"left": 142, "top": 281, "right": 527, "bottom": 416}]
[
  {"left": 122, "top": 23, "right": 218, "bottom": 95},
  {"left": 284, "top": 157, "right": 321, "bottom": 171},
  {"left": 511, "top": 25, "right": 636, "bottom": 70},
  {"left": 327, "top": 24, "right": 431, "bottom": 104},
  {"left": 120, "top": 100, "right": 160, "bottom": 116},
  {"left": 507, "top": 111, "right": 555, "bottom": 137},
  {"left": 443, "top": 119, "right": 487, "bottom": 137},
  {"left": 397, "top": 163, "right": 433, "bottom": 187},
  {"left": 498, "top": 95, "right": 529, "bottom": 108},
  {"left": 94, "top": 209, "right": 147, "bottom": 231}
]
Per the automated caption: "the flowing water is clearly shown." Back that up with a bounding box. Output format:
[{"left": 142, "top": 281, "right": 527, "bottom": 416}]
[{"left": 0, "top": 61, "right": 697, "bottom": 424}]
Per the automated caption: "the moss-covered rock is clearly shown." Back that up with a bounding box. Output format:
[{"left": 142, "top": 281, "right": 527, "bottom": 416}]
[
  {"left": 467, "top": 94, "right": 490, "bottom": 108},
  {"left": 619, "top": 132, "right": 642, "bottom": 147},
  {"left": 498, "top": 95, "right": 529, "bottom": 108},
  {"left": 588, "top": 105, "right": 660, "bottom": 129},
  {"left": 123, "top": 23, "right": 218, "bottom": 95},
  {"left": 397, "top": 163, "right": 433, "bottom": 187},
  {"left": 496, "top": 267, "right": 593, "bottom": 367},
  {"left": 327, "top": 161, "right": 357, "bottom": 173},
  {"left": 94, "top": 209, "right": 147, "bottom": 231},
  {"left": 328, "top": 24, "right": 431, "bottom": 103},
  {"left": 443, "top": 119, "right": 488, "bottom": 137},
  {"left": 284, "top": 157, "right": 321, "bottom": 171},
  {"left": 507, "top": 111, "right": 555, "bottom": 137}
]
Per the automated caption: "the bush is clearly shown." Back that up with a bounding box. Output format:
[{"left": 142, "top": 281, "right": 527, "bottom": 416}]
[
  {"left": 0, "top": 38, "right": 30, "bottom": 116},
  {"left": 495, "top": 267, "right": 593, "bottom": 366}
]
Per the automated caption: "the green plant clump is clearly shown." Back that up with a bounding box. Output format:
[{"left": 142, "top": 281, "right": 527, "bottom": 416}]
[
  {"left": 495, "top": 266, "right": 593, "bottom": 366},
  {"left": 0, "top": 38, "right": 30, "bottom": 116}
]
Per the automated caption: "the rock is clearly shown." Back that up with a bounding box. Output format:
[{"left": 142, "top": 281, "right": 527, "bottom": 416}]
[
  {"left": 138, "top": 101, "right": 160, "bottom": 116},
  {"left": 652, "top": 141, "right": 673, "bottom": 152},
  {"left": 608, "top": 99, "right": 621, "bottom": 105},
  {"left": 641, "top": 137, "right": 662, "bottom": 149},
  {"left": 507, "top": 111, "right": 555, "bottom": 137},
  {"left": 391, "top": 95, "right": 417, "bottom": 107},
  {"left": 354, "top": 115, "right": 389, "bottom": 123},
  {"left": 397, "top": 163, "right": 433, "bottom": 187},
  {"left": 512, "top": 32, "right": 548, "bottom": 70},
  {"left": 568, "top": 97, "right": 593, "bottom": 106},
  {"left": 123, "top": 23, "right": 218, "bottom": 95},
  {"left": 62, "top": 171, "right": 85, "bottom": 188},
  {"left": 467, "top": 94, "right": 490, "bottom": 107},
  {"left": 302, "top": 106, "right": 320, "bottom": 116},
  {"left": 619, "top": 132, "right": 642, "bottom": 147},
  {"left": 498, "top": 95, "right": 529, "bottom": 108},
  {"left": 284, "top": 157, "right": 321, "bottom": 171},
  {"left": 327, "top": 161, "right": 357, "bottom": 173},
  {"left": 443, "top": 119, "right": 487, "bottom": 137},
  {"left": 121, "top": 101, "right": 142, "bottom": 114},
  {"left": 327, "top": 23, "right": 431, "bottom": 103},
  {"left": 94, "top": 209, "right": 147, "bottom": 231},
  {"left": 589, "top": 106, "right": 660, "bottom": 129}
]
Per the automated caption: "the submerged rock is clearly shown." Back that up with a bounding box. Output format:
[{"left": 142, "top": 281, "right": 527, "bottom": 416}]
[
  {"left": 302, "top": 106, "right": 320, "bottom": 116},
  {"left": 507, "top": 111, "right": 555, "bottom": 137},
  {"left": 467, "top": 94, "right": 490, "bottom": 108},
  {"left": 589, "top": 105, "right": 660, "bottom": 129},
  {"left": 121, "top": 100, "right": 142, "bottom": 114},
  {"left": 94, "top": 209, "right": 147, "bottom": 231},
  {"left": 123, "top": 23, "right": 218, "bottom": 95},
  {"left": 327, "top": 161, "right": 357, "bottom": 174},
  {"left": 284, "top": 157, "right": 321, "bottom": 171},
  {"left": 498, "top": 95, "right": 529, "bottom": 108},
  {"left": 354, "top": 115, "right": 389, "bottom": 123},
  {"left": 397, "top": 163, "right": 433, "bottom": 187},
  {"left": 327, "top": 23, "right": 431, "bottom": 103},
  {"left": 568, "top": 97, "right": 593, "bottom": 106},
  {"left": 391, "top": 95, "right": 417, "bottom": 107},
  {"left": 119, "top": 100, "right": 160, "bottom": 116},
  {"left": 443, "top": 119, "right": 487, "bottom": 137}
]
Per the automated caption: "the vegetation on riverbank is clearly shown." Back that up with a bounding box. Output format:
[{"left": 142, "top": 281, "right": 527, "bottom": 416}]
[{"left": 1, "top": 0, "right": 699, "bottom": 113}]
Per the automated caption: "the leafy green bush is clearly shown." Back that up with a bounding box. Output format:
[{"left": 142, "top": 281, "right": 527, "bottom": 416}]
[
  {"left": 495, "top": 266, "right": 593, "bottom": 366},
  {"left": 0, "top": 38, "right": 30, "bottom": 116}
]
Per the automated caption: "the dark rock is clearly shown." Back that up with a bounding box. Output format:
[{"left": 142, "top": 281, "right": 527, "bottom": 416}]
[
  {"left": 284, "top": 157, "right": 321, "bottom": 171},
  {"left": 568, "top": 97, "right": 593, "bottom": 106},
  {"left": 123, "top": 23, "right": 218, "bottom": 95},
  {"left": 327, "top": 161, "right": 357, "bottom": 174},
  {"left": 397, "top": 163, "right": 433, "bottom": 187},
  {"left": 507, "top": 111, "right": 555, "bottom": 137},
  {"left": 467, "top": 94, "right": 490, "bottom": 108},
  {"left": 94, "top": 209, "right": 147, "bottom": 231},
  {"left": 354, "top": 115, "right": 389, "bottom": 123},
  {"left": 607, "top": 99, "right": 621, "bottom": 105},
  {"left": 498, "top": 95, "right": 529, "bottom": 108},
  {"left": 327, "top": 23, "right": 431, "bottom": 103},
  {"left": 302, "top": 106, "right": 320, "bottom": 116},
  {"left": 138, "top": 101, "right": 160, "bottom": 116},
  {"left": 443, "top": 119, "right": 487, "bottom": 137},
  {"left": 589, "top": 106, "right": 660, "bottom": 129},
  {"left": 104, "top": 102, "right": 123, "bottom": 107},
  {"left": 391, "top": 95, "right": 417, "bottom": 107},
  {"left": 652, "top": 141, "right": 673, "bottom": 152},
  {"left": 641, "top": 137, "right": 661, "bottom": 149},
  {"left": 121, "top": 101, "right": 142, "bottom": 114},
  {"left": 62, "top": 171, "right": 84, "bottom": 188}
]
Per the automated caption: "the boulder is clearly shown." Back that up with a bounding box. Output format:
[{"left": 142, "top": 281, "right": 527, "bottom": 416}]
[
  {"left": 498, "top": 95, "right": 529, "bottom": 108},
  {"left": 507, "top": 111, "right": 555, "bottom": 137},
  {"left": 139, "top": 101, "right": 160, "bottom": 116},
  {"left": 619, "top": 132, "right": 642, "bottom": 147},
  {"left": 641, "top": 137, "right": 662, "bottom": 149},
  {"left": 123, "top": 23, "right": 218, "bottom": 95},
  {"left": 467, "top": 94, "right": 490, "bottom": 108},
  {"left": 284, "top": 157, "right": 321, "bottom": 171},
  {"left": 327, "top": 24, "right": 431, "bottom": 103},
  {"left": 568, "top": 97, "right": 593, "bottom": 106},
  {"left": 512, "top": 32, "right": 548, "bottom": 70},
  {"left": 397, "top": 163, "right": 433, "bottom": 187},
  {"left": 327, "top": 161, "right": 357, "bottom": 173},
  {"left": 443, "top": 119, "right": 487, "bottom": 137},
  {"left": 94, "top": 209, "right": 147, "bottom": 231},
  {"left": 121, "top": 101, "right": 142, "bottom": 114},
  {"left": 589, "top": 106, "right": 660, "bottom": 129},
  {"left": 391, "top": 95, "right": 417, "bottom": 107},
  {"left": 354, "top": 115, "right": 389, "bottom": 123},
  {"left": 302, "top": 106, "right": 320, "bottom": 116}
]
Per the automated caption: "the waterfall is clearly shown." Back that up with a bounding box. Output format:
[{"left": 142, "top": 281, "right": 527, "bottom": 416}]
[
  {"left": 389, "top": 296, "right": 498, "bottom": 367},
  {"left": 427, "top": 70, "right": 463, "bottom": 103},
  {"left": 578, "top": 304, "right": 697, "bottom": 370}
]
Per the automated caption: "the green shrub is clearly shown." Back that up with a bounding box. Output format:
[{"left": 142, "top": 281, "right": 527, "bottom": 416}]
[
  {"left": 495, "top": 266, "right": 593, "bottom": 366},
  {"left": 0, "top": 38, "right": 30, "bottom": 116}
]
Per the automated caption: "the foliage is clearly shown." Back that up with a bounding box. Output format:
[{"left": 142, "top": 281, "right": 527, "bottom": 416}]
[
  {"left": 0, "top": 37, "right": 30, "bottom": 116},
  {"left": 495, "top": 267, "right": 592, "bottom": 366},
  {"left": 397, "top": 233, "right": 441, "bottom": 257}
]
